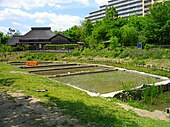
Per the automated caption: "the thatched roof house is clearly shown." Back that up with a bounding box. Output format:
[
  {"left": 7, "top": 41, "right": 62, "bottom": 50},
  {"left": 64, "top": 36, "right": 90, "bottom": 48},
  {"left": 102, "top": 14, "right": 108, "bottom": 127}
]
[
  {"left": 20, "top": 27, "right": 55, "bottom": 43},
  {"left": 50, "top": 33, "right": 71, "bottom": 44},
  {"left": 7, "top": 35, "right": 23, "bottom": 46},
  {"left": 8, "top": 27, "right": 72, "bottom": 50}
]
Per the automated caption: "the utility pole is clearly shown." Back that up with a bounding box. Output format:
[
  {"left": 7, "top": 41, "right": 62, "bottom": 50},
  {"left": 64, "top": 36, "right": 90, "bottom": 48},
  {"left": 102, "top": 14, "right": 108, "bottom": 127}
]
[{"left": 142, "top": 0, "right": 145, "bottom": 16}]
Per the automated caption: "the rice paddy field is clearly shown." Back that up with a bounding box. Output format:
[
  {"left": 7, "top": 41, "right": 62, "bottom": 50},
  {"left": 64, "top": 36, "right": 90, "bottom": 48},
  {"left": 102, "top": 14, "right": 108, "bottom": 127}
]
[
  {"left": 11, "top": 61, "right": 163, "bottom": 94},
  {"left": 55, "top": 71, "right": 161, "bottom": 94}
]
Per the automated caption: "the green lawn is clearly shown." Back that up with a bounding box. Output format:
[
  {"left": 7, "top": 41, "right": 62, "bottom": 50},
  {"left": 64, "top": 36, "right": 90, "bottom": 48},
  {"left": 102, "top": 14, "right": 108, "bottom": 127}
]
[
  {"left": 0, "top": 62, "right": 169, "bottom": 127},
  {"left": 55, "top": 71, "right": 161, "bottom": 93}
]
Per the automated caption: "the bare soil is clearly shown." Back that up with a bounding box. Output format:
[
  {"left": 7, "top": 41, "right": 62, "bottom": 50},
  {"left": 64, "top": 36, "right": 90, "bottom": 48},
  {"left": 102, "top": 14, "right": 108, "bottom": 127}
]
[{"left": 0, "top": 92, "right": 91, "bottom": 127}]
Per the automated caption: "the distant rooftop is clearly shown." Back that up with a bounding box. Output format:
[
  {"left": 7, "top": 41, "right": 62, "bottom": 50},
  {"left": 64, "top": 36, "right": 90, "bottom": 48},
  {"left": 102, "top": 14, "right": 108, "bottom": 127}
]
[
  {"left": 20, "top": 27, "right": 55, "bottom": 41},
  {"left": 31, "top": 27, "right": 51, "bottom": 30}
]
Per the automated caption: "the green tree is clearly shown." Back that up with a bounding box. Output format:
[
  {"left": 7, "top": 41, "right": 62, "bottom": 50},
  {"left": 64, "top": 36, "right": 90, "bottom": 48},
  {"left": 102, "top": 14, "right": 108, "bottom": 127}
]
[
  {"left": 62, "top": 25, "right": 81, "bottom": 42},
  {"left": 54, "top": 30, "right": 60, "bottom": 34},
  {"left": 0, "top": 32, "right": 10, "bottom": 45},
  {"left": 109, "top": 36, "right": 119, "bottom": 49},
  {"left": 0, "top": 32, "right": 3, "bottom": 44},
  {"left": 81, "top": 19, "right": 93, "bottom": 38},
  {"left": 80, "top": 19, "right": 94, "bottom": 46},
  {"left": 127, "top": 16, "right": 147, "bottom": 31},
  {"left": 120, "top": 25, "right": 138, "bottom": 46},
  {"left": 88, "top": 36, "right": 97, "bottom": 49},
  {"left": 146, "top": 1, "right": 170, "bottom": 45},
  {"left": 92, "top": 23, "right": 108, "bottom": 43},
  {"left": 104, "top": 7, "right": 118, "bottom": 23}
]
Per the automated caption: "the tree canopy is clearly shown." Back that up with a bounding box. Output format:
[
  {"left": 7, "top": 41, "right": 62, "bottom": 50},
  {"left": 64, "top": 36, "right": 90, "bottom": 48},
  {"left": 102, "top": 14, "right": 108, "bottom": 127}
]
[{"left": 57, "top": 2, "right": 170, "bottom": 49}]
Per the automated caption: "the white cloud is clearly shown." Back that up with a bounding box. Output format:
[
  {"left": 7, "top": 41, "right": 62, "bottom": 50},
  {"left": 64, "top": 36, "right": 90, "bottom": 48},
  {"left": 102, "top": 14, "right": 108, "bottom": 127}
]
[
  {"left": 0, "top": 26, "right": 9, "bottom": 33},
  {"left": 0, "top": 0, "right": 89, "bottom": 10},
  {"left": 12, "top": 22, "right": 22, "bottom": 26},
  {"left": 0, "top": 8, "right": 82, "bottom": 32},
  {"left": 35, "top": 19, "right": 46, "bottom": 24},
  {"left": 94, "top": 0, "right": 108, "bottom": 6}
]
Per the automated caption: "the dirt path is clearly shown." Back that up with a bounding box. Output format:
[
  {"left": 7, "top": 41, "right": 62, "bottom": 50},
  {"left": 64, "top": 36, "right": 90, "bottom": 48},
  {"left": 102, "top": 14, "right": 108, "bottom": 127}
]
[
  {"left": 116, "top": 102, "right": 170, "bottom": 122},
  {"left": 0, "top": 92, "right": 92, "bottom": 127}
]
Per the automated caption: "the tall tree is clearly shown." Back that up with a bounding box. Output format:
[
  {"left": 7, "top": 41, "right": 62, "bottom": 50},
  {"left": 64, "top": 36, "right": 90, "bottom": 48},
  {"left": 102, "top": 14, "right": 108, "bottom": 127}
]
[
  {"left": 62, "top": 25, "right": 81, "bottom": 42},
  {"left": 146, "top": 1, "right": 170, "bottom": 45},
  {"left": 0, "top": 32, "right": 10, "bottom": 45},
  {"left": 120, "top": 25, "right": 138, "bottom": 46},
  {"left": 104, "top": 6, "right": 118, "bottom": 23}
]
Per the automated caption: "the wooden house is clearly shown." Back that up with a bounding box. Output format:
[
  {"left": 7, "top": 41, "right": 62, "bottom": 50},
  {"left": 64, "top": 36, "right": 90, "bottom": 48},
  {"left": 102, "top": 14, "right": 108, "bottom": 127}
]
[
  {"left": 7, "top": 35, "right": 23, "bottom": 46},
  {"left": 8, "top": 27, "right": 72, "bottom": 50}
]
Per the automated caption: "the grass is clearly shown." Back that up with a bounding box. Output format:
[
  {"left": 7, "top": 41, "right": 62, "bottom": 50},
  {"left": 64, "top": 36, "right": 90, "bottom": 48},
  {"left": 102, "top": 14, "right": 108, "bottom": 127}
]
[
  {"left": 55, "top": 71, "right": 161, "bottom": 94},
  {"left": 0, "top": 62, "right": 170, "bottom": 127},
  {"left": 126, "top": 91, "right": 170, "bottom": 111},
  {"left": 143, "top": 91, "right": 170, "bottom": 111}
]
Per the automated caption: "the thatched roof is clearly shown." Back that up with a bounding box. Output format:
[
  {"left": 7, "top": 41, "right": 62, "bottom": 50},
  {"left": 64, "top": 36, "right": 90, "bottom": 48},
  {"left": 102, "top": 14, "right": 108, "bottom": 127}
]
[
  {"left": 7, "top": 35, "right": 23, "bottom": 46},
  {"left": 50, "top": 33, "right": 71, "bottom": 41},
  {"left": 20, "top": 27, "right": 55, "bottom": 42}
]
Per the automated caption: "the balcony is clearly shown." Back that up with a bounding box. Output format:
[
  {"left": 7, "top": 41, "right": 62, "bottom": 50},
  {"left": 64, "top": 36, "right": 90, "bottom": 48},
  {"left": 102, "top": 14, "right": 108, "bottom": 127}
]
[{"left": 116, "top": 2, "right": 142, "bottom": 11}]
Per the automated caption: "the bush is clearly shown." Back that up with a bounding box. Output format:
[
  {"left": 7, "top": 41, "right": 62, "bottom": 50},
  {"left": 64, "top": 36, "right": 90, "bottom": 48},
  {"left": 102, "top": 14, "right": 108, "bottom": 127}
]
[
  {"left": 72, "top": 49, "right": 81, "bottom": 56},
  {"left": 45, "top": 44, "right": 78, "bottom": 50},
  {"left": 144, "top": 44, "right": 154, "bottom": 50}
]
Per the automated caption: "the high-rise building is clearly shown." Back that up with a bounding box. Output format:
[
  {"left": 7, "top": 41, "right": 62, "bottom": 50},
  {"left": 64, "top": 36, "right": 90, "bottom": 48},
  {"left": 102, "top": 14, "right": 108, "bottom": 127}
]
[{"left": 85, "top": 0, "right": 167, "bottom": 22}]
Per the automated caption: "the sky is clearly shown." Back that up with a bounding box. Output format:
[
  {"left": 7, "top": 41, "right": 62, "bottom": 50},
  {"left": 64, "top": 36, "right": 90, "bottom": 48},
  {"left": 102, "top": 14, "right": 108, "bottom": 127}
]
[{"left": 0, "top": 0, "right": 108, "bottom": 34}]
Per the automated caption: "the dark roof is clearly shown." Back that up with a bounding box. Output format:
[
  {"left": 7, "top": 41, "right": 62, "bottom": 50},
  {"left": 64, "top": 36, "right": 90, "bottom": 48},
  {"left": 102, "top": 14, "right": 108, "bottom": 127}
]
[
  {"left": 7, "top": 35, "right": 23, "bottom": 46},
  {"left": 50, "top": 33, "right": 71, "bottom": 41},
  {"left": 20, "top": 27, "right": 55, "bottom": 42}
]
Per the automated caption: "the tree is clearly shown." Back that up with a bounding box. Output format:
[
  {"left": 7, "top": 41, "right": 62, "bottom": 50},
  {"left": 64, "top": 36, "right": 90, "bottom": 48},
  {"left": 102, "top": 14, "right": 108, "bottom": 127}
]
[
  {"left": 104, "top": 7, "right": 118, "bottom": 23},
  {"left": 54, "top": 30, "right": 60, "bottom": 35},
  {"left": 0, "top": 32, "right": 10, "bottom": 45},
  {"left": 62, "top": 25, "right": 81, "bottom": 42},
  {"left": 13, "top": 30, "right": 21, "bottom": 36},
  {"left": 81, "top": 19, "right": 93, "bottom": 38},
  {"left": 88, "top": 36, "right": 97, "bottom": 49},
  {"left": 127, "top": 16, "right": 147, "bottom": 31},
  {"left": 0, "top": 32, "right": 3, "bottom": 44},
  {"left": 109, "top": 36, "right": 119, "bottom": 49},
  {"left": 146, "top": 1, "right": 170, "bottom": 45},
  {"left": 120, "top": 25, "right": 138, "bottom": 46},
  {"left": 80, "top": 19, "right": 94, "bottom": 46},
  {"left": 92, "top": 23, "right": 108, "bottom": 42}
]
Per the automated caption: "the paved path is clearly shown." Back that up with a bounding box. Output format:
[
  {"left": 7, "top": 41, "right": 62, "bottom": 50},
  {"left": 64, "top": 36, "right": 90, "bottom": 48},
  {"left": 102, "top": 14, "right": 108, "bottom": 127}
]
[{"left": 116, "top": 102, "right": 170, "bottom": 122}]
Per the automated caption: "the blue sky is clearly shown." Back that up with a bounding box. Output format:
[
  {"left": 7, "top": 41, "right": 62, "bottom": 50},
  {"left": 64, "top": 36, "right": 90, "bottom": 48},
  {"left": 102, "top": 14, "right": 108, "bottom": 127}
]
[{"left": 0, "top": 0, "right": 108, "bottom": 34}]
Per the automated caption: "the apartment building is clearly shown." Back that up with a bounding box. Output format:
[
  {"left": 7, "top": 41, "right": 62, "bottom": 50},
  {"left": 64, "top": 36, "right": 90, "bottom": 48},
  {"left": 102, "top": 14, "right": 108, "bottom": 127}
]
[{"left": 85, "top": 0, "right": 166, "bottom": 22}]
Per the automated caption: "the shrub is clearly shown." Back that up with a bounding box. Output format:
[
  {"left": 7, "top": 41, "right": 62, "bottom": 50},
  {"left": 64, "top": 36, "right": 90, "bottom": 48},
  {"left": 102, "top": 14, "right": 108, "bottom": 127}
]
[
  {"left": 72, "top": 49, "right": 81, "bottom": 56},
  {"left": 45, "top": 44, "right": 78, "bottom": 50},
  {"left": 144, "top": 44, "right": 154, "bottom": 50}
]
